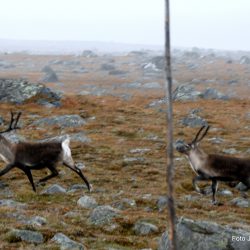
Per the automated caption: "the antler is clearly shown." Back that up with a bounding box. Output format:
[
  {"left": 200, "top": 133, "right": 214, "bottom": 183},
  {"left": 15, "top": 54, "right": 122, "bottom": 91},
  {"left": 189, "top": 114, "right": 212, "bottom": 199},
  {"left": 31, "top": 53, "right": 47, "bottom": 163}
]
[
  {"left": 0, "top": 111, "right": 22, "bottom": 134},
  {"left": 192, "top": 125, "right": 210, "bottom": 144}
]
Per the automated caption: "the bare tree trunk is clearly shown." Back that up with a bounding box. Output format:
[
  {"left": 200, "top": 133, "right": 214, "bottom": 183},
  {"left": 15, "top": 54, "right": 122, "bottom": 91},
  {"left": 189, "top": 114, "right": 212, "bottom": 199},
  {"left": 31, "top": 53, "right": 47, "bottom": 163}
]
[{"left": 164, "top": 0, "right": 177, "bottom": 249}]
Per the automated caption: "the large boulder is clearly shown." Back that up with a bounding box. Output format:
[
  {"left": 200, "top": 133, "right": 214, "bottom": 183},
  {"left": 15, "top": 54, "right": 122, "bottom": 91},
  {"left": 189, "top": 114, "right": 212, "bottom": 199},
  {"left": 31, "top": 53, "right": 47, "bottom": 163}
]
[
  {"left": 0, "top": 79, "right": 61, "bottom": 106},
  {"left": 41, "top": 66, "right": 58, "bottom": 82},
  {"left": 158, "top": 217, "right": 250, "bottom": 250},
  {"left": 33, "top": 115, "right": 86, "bottom": 128}
]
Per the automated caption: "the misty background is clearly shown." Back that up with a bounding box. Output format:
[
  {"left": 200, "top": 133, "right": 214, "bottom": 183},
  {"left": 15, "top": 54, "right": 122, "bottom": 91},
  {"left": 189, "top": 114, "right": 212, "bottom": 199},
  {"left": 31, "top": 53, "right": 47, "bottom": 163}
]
[{"left": 0, "top": 0, "right": 250, "bottom": 53}]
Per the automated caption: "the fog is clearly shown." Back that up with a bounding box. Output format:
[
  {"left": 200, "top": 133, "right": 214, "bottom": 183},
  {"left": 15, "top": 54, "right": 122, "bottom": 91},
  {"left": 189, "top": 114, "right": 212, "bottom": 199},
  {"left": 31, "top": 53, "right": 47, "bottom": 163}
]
[{"left": 1, "top": 0, "right": 250, "bottom": 51}]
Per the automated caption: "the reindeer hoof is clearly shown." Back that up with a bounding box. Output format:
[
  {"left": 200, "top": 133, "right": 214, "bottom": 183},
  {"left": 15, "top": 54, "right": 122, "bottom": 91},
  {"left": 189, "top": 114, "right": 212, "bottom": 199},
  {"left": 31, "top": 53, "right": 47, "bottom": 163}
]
[{"left": 212, "top": 200, "right": 223, "bottom": 206}]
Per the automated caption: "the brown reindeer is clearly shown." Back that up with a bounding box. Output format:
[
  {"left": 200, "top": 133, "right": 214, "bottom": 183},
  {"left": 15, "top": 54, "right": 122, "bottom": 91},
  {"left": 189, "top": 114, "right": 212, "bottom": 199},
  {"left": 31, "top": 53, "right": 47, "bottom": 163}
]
[
  {"left": 0, "top": 112, "right": 90, "bottom": 192},
  {"left": 176, "top": 126, "right": 250, "bottom": 204}
]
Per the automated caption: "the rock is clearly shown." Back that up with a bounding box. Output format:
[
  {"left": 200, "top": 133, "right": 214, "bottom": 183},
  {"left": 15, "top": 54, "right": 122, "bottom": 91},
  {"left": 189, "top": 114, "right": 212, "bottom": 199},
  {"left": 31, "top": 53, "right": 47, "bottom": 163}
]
[
  {"left": 230, "top": 198, "right": 250, "bottom": 208},
  {"left": 100, "top": 64, "right": 115, "bottom": 71},
  {"left": 0, "top": 60, "right": 15, "bottom": 69},
  {"left": 207, "top": 137, "right": 224, "bottom": 144},
  {"left": 181, "top": 114, "right": 208, "bottom": 128},
  {"left": 7, "top": 229, "right": 44, "bottom": 244},
  {"left": 151, "top": 56, "right": 164, "bottom": 70},
  {"left": 143, "top": 82, "right": 161, "bottom": 89},
  {"left": 222, "top": 148, "right": 239, "bottom": 155},
  {"left": 109, "top": 70, "right": 127, "bottom": 75},
  {"left": 33, "top": 115, "right": 86, "bottom": 128},
  {"left": 67, "top": 184, "right": 88, "bottom": 193},
  {"left": 158, "top": 217, "right": 250, "bottom": 250},
  {"left": 217, "top": 189, "right": 233, "bottom": 196},
  {"left": 122, "top": 157, "right": 145, "bottom": 166},
  {"left": 172, "top": 84, "right": 202, "bottom": 101},
  {"left": 133, "top": 221, "right": 159, "bottom": 235},
  {"left": 202, "top": 88, "right": 229, "bottom": 100},
  {"left": 62, "top": 61, "right": 81, "bottom": 66},
  {"left": 27, "top": 216, "right": 47, "bottom": 226},
  {"left": 236, "top": 182, "right": 248, "bottom": 192},
  {"left": 0, "top": 115, "right": 3, "bottom": 125},
  {"left": 120, "top": 82, "right": 142, "bottom": 89},
  {"left": 113, "top": 198, "right": 136, "bottom": 210},
  {"left": 0, "top": 78, "right": 61, "bottom": 105},
  {"left": 89, "top": 205, "right": 119, "bottom": 225},
  {"left": 81, "top": 50, "right": 97, "bottom": 57},
  {"left": 157, "top": 196, "right": 168, "bottom": 212},
  {"left": 129, "top": 148, "right": 150, "bottom": 154},
  {"left": 51, "top": 233, "right": 85, "bottom": 250},
  {"left": 41, "top": 66, "right": 59, "bottom": 82},
  {"left": 40, "top": 133, "right": 91, "bottom": 144},
  {"left": 42, "top": 184, "right": 66, "bottom": 194},
  {"left": 0, "top": 199, "right": 26, "bottom": 209},
  {"left": 77, "top": 196, "right": 98, "bottom": 209},
  {"left": 240, "top": 56, "right": 250, "bottom": 64}
]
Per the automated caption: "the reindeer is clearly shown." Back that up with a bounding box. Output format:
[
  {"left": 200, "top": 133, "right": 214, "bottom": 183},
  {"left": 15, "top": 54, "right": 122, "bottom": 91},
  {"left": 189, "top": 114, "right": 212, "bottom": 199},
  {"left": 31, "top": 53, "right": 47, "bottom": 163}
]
[
  {"left": 0, "top": 112, "right": 90, "bottom": 192},
  {"left": 175, "top": 125, "right": 250, "bottom": 205}
]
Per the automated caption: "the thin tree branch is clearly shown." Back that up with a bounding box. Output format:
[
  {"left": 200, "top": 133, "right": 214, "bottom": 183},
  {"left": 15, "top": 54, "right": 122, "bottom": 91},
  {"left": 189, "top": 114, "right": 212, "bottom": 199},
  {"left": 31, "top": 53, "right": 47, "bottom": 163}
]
[{"left": 164, "top": 0, "right": 177, "bottom": 249}]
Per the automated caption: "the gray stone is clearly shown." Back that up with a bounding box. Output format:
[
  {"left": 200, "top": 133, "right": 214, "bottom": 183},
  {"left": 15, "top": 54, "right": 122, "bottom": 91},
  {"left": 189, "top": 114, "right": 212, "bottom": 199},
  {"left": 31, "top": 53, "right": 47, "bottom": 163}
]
[
  {"left": 40, "top": 133, "right": 91, "bottom": 144},
  {"left": 230, "top": 198, "right": 250, "bottom": 208},
  {"left": 240, "top": 56, "right": 250, "bottom": 64},
  {"left": 202, "top": 88, "right": 229, "bottom": 100},
  {"left": 236, "top": 182, "right": 248, "bottom": 192},
  {"left": 109, "top": 70, "right": 127, "bottom": 75},
  {"left": 217, "top": 189, "right": 233, "bottom": 196},
  {"left": 77, "top": 196, "right": 98, "bottom": 209},
  {"left": 133, "top": 221, "right": 159, "bottom": 235},
  {"left": 51, "top": 233, "right": 85, "bottom": 250},
  {"left": 41, "top": 71, "right": 58, "bottom": 82},
  {"left": 42, "top": 184, "right": 66, "bottom": 194},
  {"left": 7, "top": 229, "right": 44, "bottom": 244},
  {"left": 27, "top": 216, "right": 47, "bottom": 226},
  {"left": 129, "top": 148, "right": 150, "bottom": 154},
  {"left": 0, "top": 60, "right": 15, "bottom": 69},
  {"left": 143, "top": 82, "right": 161, "bottom": 89},
  {"left": 222, "top": 148, "right": 239, "bottom": 155},
  {"left": 81, "top": 50, "right": 97, "bottom": 57},
  {"left": 113, "top": 198, "right": 136, "bottom": 210},
  {"left": 67, "top": 184, "right": 88, "bottom": 193},
  {"left": 89, "top": 205, "right": 119, "bottom": 225},
  {"left": 0, "top": 78, "right": 61, "bottom": 105},
  {"left": 100, "top": 64, "right": 115, "bottom": 71},
  {"left": 181, "top": 114, "right": 208, "bottom": 128},
  {"left": 0, "top": 199, "right": 26, "bottom": 209},
  {"left": 122, "top": 157, "right": 145, "bottom": 166},
  {"left": 33, "top": 115, "right": 86, "bottom": 128},
  {"left": 158, "top": 217, "right": 250, "bottom": 250},
  {"left": 207, "top": 137, "right": 224, "bottom": 144},
  {"left": 172, "top": 84, "right": 202, "bottom": 101},
  {"left": 157, "top": 196, "right": 168, "bottom": 212}
]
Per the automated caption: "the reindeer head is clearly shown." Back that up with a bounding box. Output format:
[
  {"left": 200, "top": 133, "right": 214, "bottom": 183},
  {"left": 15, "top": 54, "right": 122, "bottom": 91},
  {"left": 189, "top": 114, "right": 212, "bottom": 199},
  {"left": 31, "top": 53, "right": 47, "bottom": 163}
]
[{"left": 175, "top": 125, "right": 210, "bottom": 155}]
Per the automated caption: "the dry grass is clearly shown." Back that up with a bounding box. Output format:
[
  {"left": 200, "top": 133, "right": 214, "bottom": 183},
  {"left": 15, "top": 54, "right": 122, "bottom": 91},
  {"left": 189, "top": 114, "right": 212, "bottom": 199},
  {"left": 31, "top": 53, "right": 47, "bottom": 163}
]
[
  {"left": 0, "top": 95, "right": 249, "bottom": 249},
  {"left": 0, "top": 53, "right": 249, "bottom": 249}
]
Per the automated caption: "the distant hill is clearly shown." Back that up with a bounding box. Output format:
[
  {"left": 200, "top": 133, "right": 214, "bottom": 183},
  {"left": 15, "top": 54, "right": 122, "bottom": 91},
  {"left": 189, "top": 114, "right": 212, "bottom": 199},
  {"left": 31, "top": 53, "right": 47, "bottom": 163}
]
[{"left": 0, "top": 39, "right": 163, "bottom": 54}]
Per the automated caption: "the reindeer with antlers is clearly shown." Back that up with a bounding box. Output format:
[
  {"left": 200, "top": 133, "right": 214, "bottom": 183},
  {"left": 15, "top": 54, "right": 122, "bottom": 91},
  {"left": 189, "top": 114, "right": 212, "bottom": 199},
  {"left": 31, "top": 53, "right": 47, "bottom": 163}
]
[
  {"left": 0, "top": 112, "right": 90, "bottom": 192},
  {"left": 176, "top": 126, "right": 250, "bottom": 205}
]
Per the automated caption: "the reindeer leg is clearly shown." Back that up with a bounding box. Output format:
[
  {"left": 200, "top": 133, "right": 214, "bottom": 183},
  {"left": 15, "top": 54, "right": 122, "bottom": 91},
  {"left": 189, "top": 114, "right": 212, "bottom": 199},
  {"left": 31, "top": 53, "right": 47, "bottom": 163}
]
[
  {"left": 211, "top": 179, "right": 221, "bottom": 205},
  {"left": 18, "top": 165, "right": 36, "bottom": 192},
  {"left": 38, "top": 166, "right": 58, "bottom": 183},
  {"left": 0, "top": 163, "right": 15, "bottom": 177},
  {"left": 192, "top": 175, "right": 210, "bottom": 195},
  {"left": 63, "top": 162, "right": 91, "bottom": 191}
]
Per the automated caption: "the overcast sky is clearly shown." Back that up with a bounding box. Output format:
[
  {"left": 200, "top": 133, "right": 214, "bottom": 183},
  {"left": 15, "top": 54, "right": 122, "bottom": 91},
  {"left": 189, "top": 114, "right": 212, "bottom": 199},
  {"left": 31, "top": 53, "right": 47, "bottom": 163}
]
[{"left": 1, "top": 0, "right": 250, "bottom": 50}]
